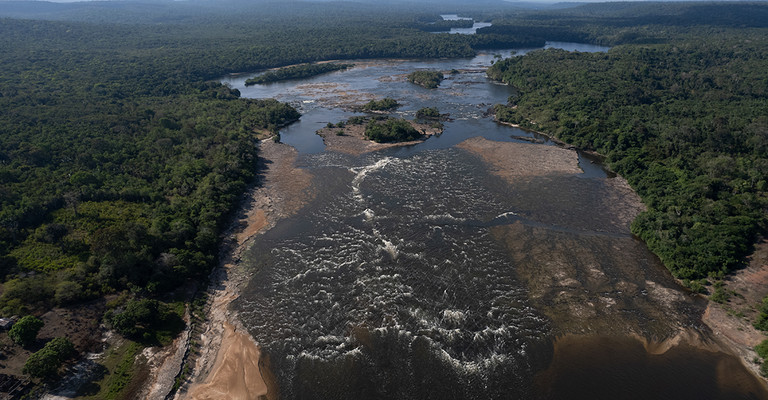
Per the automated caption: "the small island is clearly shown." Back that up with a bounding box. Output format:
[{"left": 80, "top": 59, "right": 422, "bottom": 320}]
[
  {"left": 245, "top": 62, "right": 354, "bottom": 86},
  {"left": 415, "top": 106, "right": 443, "bottom": 120},
  {"left": 364, "top": 117, "right": 421, "bottom": 143},
  {"left": 316, "top": 115, "right": 442, "bottom": 154},
  {"left": 407, "top": 70, "right": 444, "bottom": 89},
  {"left": 361, "top": 97, "right": 400, "bottom": 111}
]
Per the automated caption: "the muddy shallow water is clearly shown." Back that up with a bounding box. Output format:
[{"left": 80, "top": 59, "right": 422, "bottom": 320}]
[{"left": 225, "top": 45, "right": 768, "bottom": 399}]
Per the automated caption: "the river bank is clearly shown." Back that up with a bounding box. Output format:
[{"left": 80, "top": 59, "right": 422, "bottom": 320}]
[
  {"left": 459, "top": 136, "right": 768, "bottom": 394},
  {"left": 493, "top": 118, "right": 768, "bottom": 384},
  {"left": 702, "top": 238, "right": 768, "bottom": 382},
  {"left": 495, "top": 120, "right": 768, "bottom": 384},
  {"left": 175, "top": 139, "right": 313, "bottom": 400},
  {"left": 172, "top": 130, "right": 768, "bottom": 399}
]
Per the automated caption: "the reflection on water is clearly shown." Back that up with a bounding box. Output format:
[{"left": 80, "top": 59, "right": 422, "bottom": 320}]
[
  {"left": 229, "top": 44, "right": 768, "bottom": 399},
  {"left": 536, "top": 336, "right": 768, "bottom": 400}
]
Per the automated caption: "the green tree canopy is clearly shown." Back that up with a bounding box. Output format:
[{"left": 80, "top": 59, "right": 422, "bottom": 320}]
[
  {"left": 22, "top": 337, "right": 76, "bottom": 379},
  {"left": 9, "top": 315, "right": 44, "bottom": 347}
]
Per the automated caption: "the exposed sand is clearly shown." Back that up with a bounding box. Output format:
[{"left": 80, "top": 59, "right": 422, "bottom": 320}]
[
  {"left": 177, "top": 139, "right": 313, "bottom": 400},
  {"left": 184, "top": 322, "right": 266, "bottom": 400},
  {"left": 456, "top": 136, "right": 581, "bottom": 180},
  {"left": 702, "top": 238, "right": 768, "bottom": 380},
  {"left": 316, "top": 121, "right": 442, "bottom": 155}
]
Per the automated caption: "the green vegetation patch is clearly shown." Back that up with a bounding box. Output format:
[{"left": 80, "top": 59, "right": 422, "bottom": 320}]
[
  {"left": 77, "top": 341, "right": 142, "bottom": 400},
  {"left": 105, "top": 298, "right": 185, "bottom": 346},
  {"left": 364, "top": 118, "right": 422, "bottom": 143},
  {"left": 9, "top": 315, "right": 44, "bottom": 347},
  {"left": 415, "top": 107, "right": 442, "bottom": 120},
  {"left": 407, "top": 70, "right": 445, "bottom": 89},
  {"left": 245, "top": 63, "right": 354, "bottom": 86},
  {"left": 362, "top": 97, "right": 400, "bottom": 112},
  {"left": 755, "top": 339, "right": 768, "bottom": 359},
  {"left": 23, "top": 337, "right": 76, "bottom": 380},
  {"left": 754, "top": 296, "right": 768, "bottom": 331}
]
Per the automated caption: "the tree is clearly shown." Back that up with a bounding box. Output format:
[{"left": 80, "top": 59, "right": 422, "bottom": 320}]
[
  {"left": 9, "top": 315, "right": 44, "bottom": 347},
  {"left": 106, "top": 298, "right": 185, "bottom": 345},
  {"left": 22, "top": 337, "right": 76, "bottom": 379}
]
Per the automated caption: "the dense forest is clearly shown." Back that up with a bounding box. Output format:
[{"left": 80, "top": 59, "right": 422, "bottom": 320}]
[
  {"left": 489, "top": 29, "right": 768, "bottom": 285},
  {"left": 364, "top": 117, "right": 423, "bottom": 143}
]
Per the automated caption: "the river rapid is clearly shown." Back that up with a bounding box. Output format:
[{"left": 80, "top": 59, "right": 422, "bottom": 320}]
[{"left": 221, "top": 44, "right": 768, "bottom": 399}]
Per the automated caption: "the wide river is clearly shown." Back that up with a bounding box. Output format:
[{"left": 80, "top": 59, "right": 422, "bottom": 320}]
[{"left": 221, "top": 44, "right": 768, "bottom": 399}]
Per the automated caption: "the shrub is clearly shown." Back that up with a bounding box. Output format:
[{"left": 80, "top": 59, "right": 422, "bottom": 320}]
[
  {"left": 755, "top": 339, "right": 768, "bottom": 359},
  {"left": 754, "top": 296, "right": 768, "bottom": 331},
  {"left": 23, "top": 337, "right": 76, "bottom": 379},
  {"left": 710, "top": 281, "right": 730, "bottom": 303},
  {"left": 9, "top": 315, "right": 44, "bottom": 347}
]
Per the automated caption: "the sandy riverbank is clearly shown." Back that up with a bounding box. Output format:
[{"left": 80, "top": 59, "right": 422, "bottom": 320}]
[
  {"left": 702, "top": 238, "right": 768, "bottom": 381},
  {"left": 177, "top": 139, "right": 313, "bottom": 400},
  {"left": 456, "top": 136, "right": 581, "bottom": 179}
]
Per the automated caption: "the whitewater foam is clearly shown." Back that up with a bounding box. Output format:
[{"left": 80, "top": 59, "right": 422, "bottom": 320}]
[{"left": 350, "top": 157, "right": 394, "bottom": 201}]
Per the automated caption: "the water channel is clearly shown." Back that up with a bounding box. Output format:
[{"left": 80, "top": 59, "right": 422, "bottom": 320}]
[{"left": 221, "top": 44, "right": 768, "bottom": 399}]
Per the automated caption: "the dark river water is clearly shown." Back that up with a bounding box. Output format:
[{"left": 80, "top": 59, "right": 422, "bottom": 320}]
[{"left": 222, "top": 44, "right": 768, "bottom": 399}]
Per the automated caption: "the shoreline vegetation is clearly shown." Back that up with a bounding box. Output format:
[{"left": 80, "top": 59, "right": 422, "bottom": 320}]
[
  {"left": 179, "top": 139, "right": 312, "bottom": 400},
  {"left": 1, "top": 0, "right": 768, "bottom": 397},
  {"left": 244, "top": 63, "right": 354, "bottom": 86}
]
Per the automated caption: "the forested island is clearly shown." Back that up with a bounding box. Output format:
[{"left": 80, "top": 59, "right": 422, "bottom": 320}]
[
  {"left": 362, "top": 97, "right": 400, "bottom": 112},
  {"left": 407, "top": 70, "right": 445, "bottom": 88},
  {"left": 415, "top": 106, "right": 443, "bottom": 120},
  {"left": 364, "top": 117, "right": 422, "bottom": 143},
  {"left": 244, "top": 63, "right": 354, "bottom": 85},
  {"left": 1, "top": 0, "right": 768, "bottom": 397}
]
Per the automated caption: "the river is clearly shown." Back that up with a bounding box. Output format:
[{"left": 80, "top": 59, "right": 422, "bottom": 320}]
[{"left": 221, "top": 45, "right": 768, "bottom": 399}]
